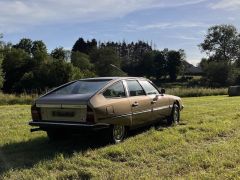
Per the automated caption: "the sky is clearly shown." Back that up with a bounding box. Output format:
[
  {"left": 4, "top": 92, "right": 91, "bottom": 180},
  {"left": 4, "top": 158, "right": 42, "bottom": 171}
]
[{"left": 1, "top": 0, "right": 240, "bottom": 66}]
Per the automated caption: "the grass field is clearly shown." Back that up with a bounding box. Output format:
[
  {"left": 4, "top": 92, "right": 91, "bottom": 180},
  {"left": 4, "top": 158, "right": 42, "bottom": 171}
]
[{"left": 1, "top": 96, "right": 240, "bottom": 179}]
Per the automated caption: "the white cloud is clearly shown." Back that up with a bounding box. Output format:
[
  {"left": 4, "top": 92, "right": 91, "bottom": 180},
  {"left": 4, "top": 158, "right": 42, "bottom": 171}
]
[
  {"left": 0, "top": 0, "right": 207, "bottom": 33},
  {"left": 124, "top": 22, "right": 208, "bottom": 32},
  {"left": 210, "top": 0, "right": 240, "bottom": 10}
]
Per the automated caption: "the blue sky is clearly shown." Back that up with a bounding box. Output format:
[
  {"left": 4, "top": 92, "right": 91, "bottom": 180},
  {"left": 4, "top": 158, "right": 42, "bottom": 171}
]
[{"left": 1, "top": 0, "right": 240, "bottom": 65}]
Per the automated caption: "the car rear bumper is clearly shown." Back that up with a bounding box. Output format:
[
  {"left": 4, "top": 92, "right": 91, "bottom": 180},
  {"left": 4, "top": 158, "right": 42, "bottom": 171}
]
[{"left": 29, "top": 120, "right": 110, "bottom": 131}]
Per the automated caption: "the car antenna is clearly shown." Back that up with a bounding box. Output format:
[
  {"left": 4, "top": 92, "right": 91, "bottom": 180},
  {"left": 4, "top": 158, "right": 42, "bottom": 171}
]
[{"left": 110, "top": 64, "right": 128, "bottom": 76}]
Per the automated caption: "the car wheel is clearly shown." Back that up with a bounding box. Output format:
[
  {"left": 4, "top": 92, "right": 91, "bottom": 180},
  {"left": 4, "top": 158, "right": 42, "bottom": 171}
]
[
  {"left": 167, "top": 104, "right": 180, "bottom": 126},
  {"left": 110, "top": 125, "right": 126, "bottom": 144}
]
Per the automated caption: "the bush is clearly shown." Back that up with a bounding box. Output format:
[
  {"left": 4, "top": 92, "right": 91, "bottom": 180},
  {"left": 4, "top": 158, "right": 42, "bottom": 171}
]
[
  {"left": 0, "top": 93, "right": 37, "bottom": 105},
  {"left": 166, "top": 88, "right": 227, "bottom": 97}
]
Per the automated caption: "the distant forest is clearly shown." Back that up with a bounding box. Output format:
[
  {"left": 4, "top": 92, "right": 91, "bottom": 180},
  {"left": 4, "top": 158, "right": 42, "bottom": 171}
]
[{"left": 0, "top": 36, "right": 185, "bottom": 93}]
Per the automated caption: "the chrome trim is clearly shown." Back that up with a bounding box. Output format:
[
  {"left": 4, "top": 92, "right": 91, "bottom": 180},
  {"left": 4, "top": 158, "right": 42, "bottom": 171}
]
[
  {"left": 36, "top": 104, "right": 87, "bottom": 109},
  {"left": 29, "top": 121, "right": 109, "bottom": 127},
  {"left": 36, "top": 104, "right": 61, "bottom": 108},
  {"left": 153, "top": 105, "right": 170, "bottom": 111},
  {"left": 132, "top": 109, "right": 152, "bottom": 115},
  {"left": 112, "top": 113, "right": 132, "bottom": 119},
  {"left": 61, "top": 104, "right": 87, "bottom": 109}
]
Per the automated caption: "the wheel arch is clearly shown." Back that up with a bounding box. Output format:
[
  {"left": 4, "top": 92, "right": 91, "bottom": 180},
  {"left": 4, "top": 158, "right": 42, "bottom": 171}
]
[{"left": 174, "top": 100, "right": 180, "bottom": 108}]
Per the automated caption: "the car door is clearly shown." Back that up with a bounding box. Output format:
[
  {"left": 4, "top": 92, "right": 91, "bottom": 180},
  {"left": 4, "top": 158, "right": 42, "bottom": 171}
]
[
  {"left": 139, "top": 80, "right": 170, "bottom": 120},
  {"left": 93, "top": 80, "right": 132, "bottom": 126},
  {"left": 124, "top": 80, "right": 153, "bottom": 126}
]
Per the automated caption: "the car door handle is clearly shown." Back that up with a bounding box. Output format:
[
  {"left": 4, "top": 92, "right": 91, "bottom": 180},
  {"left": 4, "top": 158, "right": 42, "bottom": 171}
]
[
  {"left": 151, "top": 100, "right": 157, "bottom": 104},
  {"left": 132, "top": 102, "right": 139, "bottom": 107}
]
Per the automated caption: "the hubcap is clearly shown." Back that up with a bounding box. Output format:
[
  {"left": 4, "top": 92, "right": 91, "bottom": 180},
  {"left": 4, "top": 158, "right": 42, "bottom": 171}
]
[{"left": 113, "top": 125, "right": 125, "bottom": 141}]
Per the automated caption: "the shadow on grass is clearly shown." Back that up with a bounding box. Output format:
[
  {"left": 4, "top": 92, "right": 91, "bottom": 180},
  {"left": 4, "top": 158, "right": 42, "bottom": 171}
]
[
  {"left": 0, "top": 131, "right": 110, "bottom": 175},
  {"left": 0, "top": 120, "right": 179, "bottom": 175}
]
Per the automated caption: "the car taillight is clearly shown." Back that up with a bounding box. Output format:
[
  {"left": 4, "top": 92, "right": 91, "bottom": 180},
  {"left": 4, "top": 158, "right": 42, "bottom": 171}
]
[
  {"left": 31, "top": 104, "right": 42, "bottom": 121},
  {"left": 86, "top": 106, "right": 95, "bottom": 124}
]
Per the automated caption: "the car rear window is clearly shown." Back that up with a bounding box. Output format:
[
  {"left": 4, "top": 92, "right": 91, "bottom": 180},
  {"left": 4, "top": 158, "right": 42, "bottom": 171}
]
[{"left": 50, "top": 80, "right": 110, "bottom": 95}]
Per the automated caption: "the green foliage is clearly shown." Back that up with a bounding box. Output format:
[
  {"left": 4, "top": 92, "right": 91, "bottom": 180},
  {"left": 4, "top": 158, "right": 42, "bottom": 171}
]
[
  {"left": 50, "top": 47, "right": 66, "bottom": 60},
  {"left": 0, "top": 93, "right": 36, "bottom": 105},
  {"left": 31, "top": 40, "right": 47, "bottom": 58},
  {"left": 90, "top": 48, "right": 124, "bottom": 76},
  {"left": 166, "top": 87, "right": 227, "bottom": 97},
  {"left": 72, "top": 38, "right": 97, "bottom": 54},
  {"left": 200, "top": 24, "right": 240, "bottom": 63},
  {"left": 0, "top": 36, "right": 187, "bottom": 93},
  {"left": 0, "top": 55, "right": 3, "bottom": 89},
  {"left": 166, "top": 49, "right": 184, "bottom": 81},
  {"left": 2, "top": 48, "right": 32, "bottom": 92},
  {"left": 13, "top": 38, "right": 32, "bottom": 55},
  {"left": 199, "top": 24, "right": 240, "bottom": 87},
  {"left": 2, "top": 96, "right": 240, "bottom": 179},
  {"left": 137, "top": 51, "right": 155, "bottom": 77},
  {"left": 154, "top": 50, "right": 168, "bottom": 80},
  {"left": 201, "top": 61, "right": 230, "bottom": 87},
  {"left": 18, "top": 60, "right": 79, "bottom": 92},
  {"left": 71, "top": 51, "right": 93, "bottom": 71}
]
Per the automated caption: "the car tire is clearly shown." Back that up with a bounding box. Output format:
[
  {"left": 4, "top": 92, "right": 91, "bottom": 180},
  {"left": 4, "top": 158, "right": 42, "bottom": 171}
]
[
  {"left": 109, "top": 125, "right": 127, "bottom": 144},
  {"left": 167, "top": 103, "right": 180, "bottom": 126}
]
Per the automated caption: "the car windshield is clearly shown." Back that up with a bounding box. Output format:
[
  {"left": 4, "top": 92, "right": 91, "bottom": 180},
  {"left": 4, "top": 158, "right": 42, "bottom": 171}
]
[{"left": 50, "top": 80, "right": 111, "bottom": 95}]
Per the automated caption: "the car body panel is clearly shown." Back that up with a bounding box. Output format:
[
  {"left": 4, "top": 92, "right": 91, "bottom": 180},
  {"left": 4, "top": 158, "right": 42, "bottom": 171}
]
[
  {"left": 90, "top": 93, "right": 132, "bottom": 126},
  {"left": 151, "top": 94, "right": 171, "bottom": 119},
  {"left": 127, "top": 95, "right": 153, "bottom": 126}
]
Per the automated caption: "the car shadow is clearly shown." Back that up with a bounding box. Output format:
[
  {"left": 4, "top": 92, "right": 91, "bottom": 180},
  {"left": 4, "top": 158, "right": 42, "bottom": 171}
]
[
  {"left": 0, "top": 120, "right": 177, "bottom": 175},
  {"left": 0, "top": 131, "right": 110, "bottom": 175}
]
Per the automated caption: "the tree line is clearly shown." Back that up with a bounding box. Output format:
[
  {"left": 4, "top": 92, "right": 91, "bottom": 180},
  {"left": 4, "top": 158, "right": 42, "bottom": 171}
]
[
  {"left": 199, "top": 24, "right": 240, "bottom": 87},
  {"left": 0, "top": 36, "right": 184, "bottom": 93}
]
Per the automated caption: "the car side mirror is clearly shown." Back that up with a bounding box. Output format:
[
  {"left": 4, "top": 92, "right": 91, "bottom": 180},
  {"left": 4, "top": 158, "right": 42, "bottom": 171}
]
[{"left": 160, "top": 88, "right": 165, "bottom": 94}]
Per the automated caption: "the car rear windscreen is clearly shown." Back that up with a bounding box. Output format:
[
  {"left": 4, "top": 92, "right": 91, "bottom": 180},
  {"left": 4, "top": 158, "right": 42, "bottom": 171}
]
[{"left": 49, "top": 80, "right": 111, "bottom": 95}]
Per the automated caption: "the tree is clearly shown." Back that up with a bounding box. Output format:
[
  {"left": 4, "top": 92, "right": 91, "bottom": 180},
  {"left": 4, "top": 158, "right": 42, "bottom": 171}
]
[
  {"left": 136, "top": 51, "right": 155, "bottom": 78},
  {"left": 0, "top": 57, "right": 3, "bottom": 89},
  {"left": 71, "top": 51, "right": 93, "bottom": 71},
  {"left": 166, "top": 49, "right": 184, "bottom": 81},
  {"left": 154, "top": 51, "right": 168, "bottom": 80},
  {"left": 200, "top": 60, "right": 230, "bottom": 87},
  {"left": 0, "top": 34, "right": 4, "bottom": 89},
  {"left": 51, "top": 47, "right": 66, "bottom": 60},
  {"left": 90, "top": 48, "right": 124, "bottom": 76},
  {"left": 13, "top": 38, "right": 32, "bottom": 55},
  {"left": 31, "top": 40, "right": 47, "bottom": 58},
  {"left": 72, "top": 38, "right": 97, "bottom": 54},
  {"left": 200, "top": 24, "right": 240, "bottom": 63},
  {"left": 2, "top": 48, "right": 31, "bottom": 92}
]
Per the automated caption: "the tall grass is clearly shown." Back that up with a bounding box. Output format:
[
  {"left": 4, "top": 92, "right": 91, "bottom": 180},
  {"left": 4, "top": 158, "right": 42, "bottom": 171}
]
[
  {"left": 0, "top": 88, "right": 228, "bottom": 105},
  {"left": 166, "top": 87, "right": 228, "bottom": 97},
  {"left": 0, "top": 93, "right": 37, "bottom": 105}
]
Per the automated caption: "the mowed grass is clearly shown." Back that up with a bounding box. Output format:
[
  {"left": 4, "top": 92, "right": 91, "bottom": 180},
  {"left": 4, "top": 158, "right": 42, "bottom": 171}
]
[{"left": 1, "top": 96, "right": 240, "bottom": 179}]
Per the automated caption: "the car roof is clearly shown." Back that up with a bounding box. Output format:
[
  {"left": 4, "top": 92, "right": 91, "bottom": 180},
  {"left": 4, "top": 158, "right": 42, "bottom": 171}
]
[{"left": 79, "top": 77, "right": 147, "bottom": 81}]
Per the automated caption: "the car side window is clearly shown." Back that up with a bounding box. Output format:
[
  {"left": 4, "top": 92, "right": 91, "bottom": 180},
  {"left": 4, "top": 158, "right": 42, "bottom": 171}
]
[
  {"left": 103, "top": 81, "right": 126, "bottom": 98},
  {"left": 126, "top": 80, "right": 145, "bottom": 96},
  {"left": 139, "top": 80, "right": 159, "bottom": 95}
]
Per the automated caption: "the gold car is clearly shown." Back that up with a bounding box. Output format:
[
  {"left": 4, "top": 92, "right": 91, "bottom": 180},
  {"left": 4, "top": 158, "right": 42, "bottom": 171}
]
[{"left": 29, "top": 77, "right": 183, "bottom": 143}]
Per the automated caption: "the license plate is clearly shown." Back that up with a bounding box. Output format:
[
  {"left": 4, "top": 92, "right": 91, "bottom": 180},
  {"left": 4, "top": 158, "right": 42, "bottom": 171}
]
[{"left": 52, "top": 111, "right": 75, "bottom": 117}]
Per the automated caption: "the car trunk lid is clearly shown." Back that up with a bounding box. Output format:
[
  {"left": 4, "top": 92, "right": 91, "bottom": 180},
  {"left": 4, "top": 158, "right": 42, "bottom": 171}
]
[{"left": 35, "top": 94, "right": 92, "bottom": 122}]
